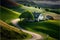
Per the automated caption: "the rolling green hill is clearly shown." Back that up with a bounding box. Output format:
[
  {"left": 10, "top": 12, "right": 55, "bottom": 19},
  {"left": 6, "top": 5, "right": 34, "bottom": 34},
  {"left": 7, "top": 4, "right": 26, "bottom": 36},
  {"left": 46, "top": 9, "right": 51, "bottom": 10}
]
[
  {"left": 1, "top": 0, "right": 60, "bottom": 40},
  {"left": 0, "top": 6, "right": 32, "bottom": 40},
  {"left": 18, "top": 20, "right": 60, "bottom": 40},
  {"left": 0, "top": 6, "right": 20, "bottom": 23},
  {"left": 0, "top": 20, "right": 31, "bottom": 40}
]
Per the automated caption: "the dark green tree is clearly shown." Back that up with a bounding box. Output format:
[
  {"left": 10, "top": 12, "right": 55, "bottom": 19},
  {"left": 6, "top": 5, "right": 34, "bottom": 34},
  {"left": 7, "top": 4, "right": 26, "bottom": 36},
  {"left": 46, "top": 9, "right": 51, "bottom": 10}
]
[{"left": 19, "top": 11, "right": 34, "bottom": 21}]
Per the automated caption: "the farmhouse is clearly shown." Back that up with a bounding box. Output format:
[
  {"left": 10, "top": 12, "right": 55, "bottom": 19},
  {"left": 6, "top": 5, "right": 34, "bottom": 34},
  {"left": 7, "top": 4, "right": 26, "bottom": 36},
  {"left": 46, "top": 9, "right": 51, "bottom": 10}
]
[
  {"left": 19, "top": 11, "right": 44, "bottom": 22},
  {"left": 28, "top": 12, "right": 44, "bottom": 22}
]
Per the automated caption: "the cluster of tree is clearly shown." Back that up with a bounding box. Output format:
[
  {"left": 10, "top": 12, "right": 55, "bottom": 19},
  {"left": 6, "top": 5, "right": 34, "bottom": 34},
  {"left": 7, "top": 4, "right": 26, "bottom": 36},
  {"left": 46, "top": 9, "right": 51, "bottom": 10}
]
[
  {"left": 22, "top": 3, "right": 40, "bottom": 9},
  {"left": 19, "top": 11, "right": 34, "bottom": 21}
]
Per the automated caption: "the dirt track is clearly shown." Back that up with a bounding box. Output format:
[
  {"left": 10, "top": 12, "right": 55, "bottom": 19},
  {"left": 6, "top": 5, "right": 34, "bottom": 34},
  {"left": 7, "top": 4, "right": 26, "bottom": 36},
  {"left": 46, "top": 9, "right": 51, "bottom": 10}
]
[{"left": 11, "top": 18, "right": 43, "bottom": 40}]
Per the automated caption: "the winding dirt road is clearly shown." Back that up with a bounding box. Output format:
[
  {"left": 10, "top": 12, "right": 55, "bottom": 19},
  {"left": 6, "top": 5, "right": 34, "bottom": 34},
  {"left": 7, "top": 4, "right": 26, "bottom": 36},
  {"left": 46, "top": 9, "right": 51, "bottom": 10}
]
[{"left": 11, "top": 18, "right": 43, "bottom": 40}]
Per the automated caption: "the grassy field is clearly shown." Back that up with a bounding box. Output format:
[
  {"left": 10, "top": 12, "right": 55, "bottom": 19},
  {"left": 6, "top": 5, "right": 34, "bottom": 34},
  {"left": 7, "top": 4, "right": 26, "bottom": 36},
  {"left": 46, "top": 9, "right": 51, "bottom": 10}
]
[
  {"left": 1, "top": 1, "right": 60, "bottom": 40},
  {"left": 18, "top": 20, "right": 60, "bottom": 40},
  {"left": 0, "top": 20, "right": 31, "bottom": 40},
  {"left": 0, "top": 6, "right": 20, "bottom": 23},
  {"left": 21, "top": 6, "right": 45, "bottom": 13},
  {"left": 1, "top": 3, "right": 60, "bottom": 40}
]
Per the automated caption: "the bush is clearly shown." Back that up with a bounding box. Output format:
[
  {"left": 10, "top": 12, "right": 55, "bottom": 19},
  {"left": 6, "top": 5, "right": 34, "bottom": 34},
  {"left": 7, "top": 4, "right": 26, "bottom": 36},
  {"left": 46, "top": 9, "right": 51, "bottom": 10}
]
[
  {"left": 45, "top": 8, "right": 50, "bottom": 11},
  {"left": 45, "top": 8, "right": 60, "bottom": 14},
  {"left": 49, "top": 10, "right": 60, "bottom": 14}
]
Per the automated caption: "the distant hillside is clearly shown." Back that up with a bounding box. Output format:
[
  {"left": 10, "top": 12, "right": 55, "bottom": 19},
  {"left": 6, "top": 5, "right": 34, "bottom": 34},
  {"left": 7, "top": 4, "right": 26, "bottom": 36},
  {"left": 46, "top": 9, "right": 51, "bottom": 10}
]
[
  {"left": 16, "top": 0, "right": 37, "bottom": 7},
  {"left": 0, "top": 20, "right": 31, "bottom": 40},
  {"left": 1, "top": 0, "right": 25, "bottom": 13},
  {"left": 1, "top": 0, "right": 37, "bottom": 9},
  {"left": 33, "top": 1, "right": 60, "bottom": 8},
  {"left": 0, "top": 0, "right": 44, "bottom": 13},
  {"left": 11, "top": 0, "right": 60, "bottom": 8},
  {"left": 1, "top": 0, "right": 19, "bottom": 8}
]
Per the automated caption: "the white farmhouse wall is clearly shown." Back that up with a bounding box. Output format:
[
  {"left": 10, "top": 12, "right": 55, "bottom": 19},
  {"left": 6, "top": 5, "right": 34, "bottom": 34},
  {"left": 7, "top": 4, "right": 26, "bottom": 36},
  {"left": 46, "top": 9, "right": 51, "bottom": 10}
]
[{"left": 38, "top": 14, "right": 44, "bottom": 20}]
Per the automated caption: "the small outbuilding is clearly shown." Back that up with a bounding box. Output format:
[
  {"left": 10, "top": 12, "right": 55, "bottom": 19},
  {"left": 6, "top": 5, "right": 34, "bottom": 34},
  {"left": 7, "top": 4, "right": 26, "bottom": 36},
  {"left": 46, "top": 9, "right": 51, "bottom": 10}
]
[{"left": 46, "top": 15, "right": 54, "bottom": 20}]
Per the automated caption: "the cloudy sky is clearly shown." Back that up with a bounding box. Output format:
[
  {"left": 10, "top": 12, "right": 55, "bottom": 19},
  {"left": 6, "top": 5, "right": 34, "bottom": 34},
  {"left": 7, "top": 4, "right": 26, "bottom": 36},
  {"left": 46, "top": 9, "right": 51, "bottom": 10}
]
[{"left": 11, "top": 0, "right": 60, "bottom": 5}]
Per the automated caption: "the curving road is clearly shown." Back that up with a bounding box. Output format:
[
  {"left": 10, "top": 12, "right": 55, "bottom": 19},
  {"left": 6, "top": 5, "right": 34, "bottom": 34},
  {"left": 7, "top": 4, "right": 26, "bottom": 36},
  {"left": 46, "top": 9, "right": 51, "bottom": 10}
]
[{"left": 11, "top": 18, "right": 43, "bottom": 40}]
